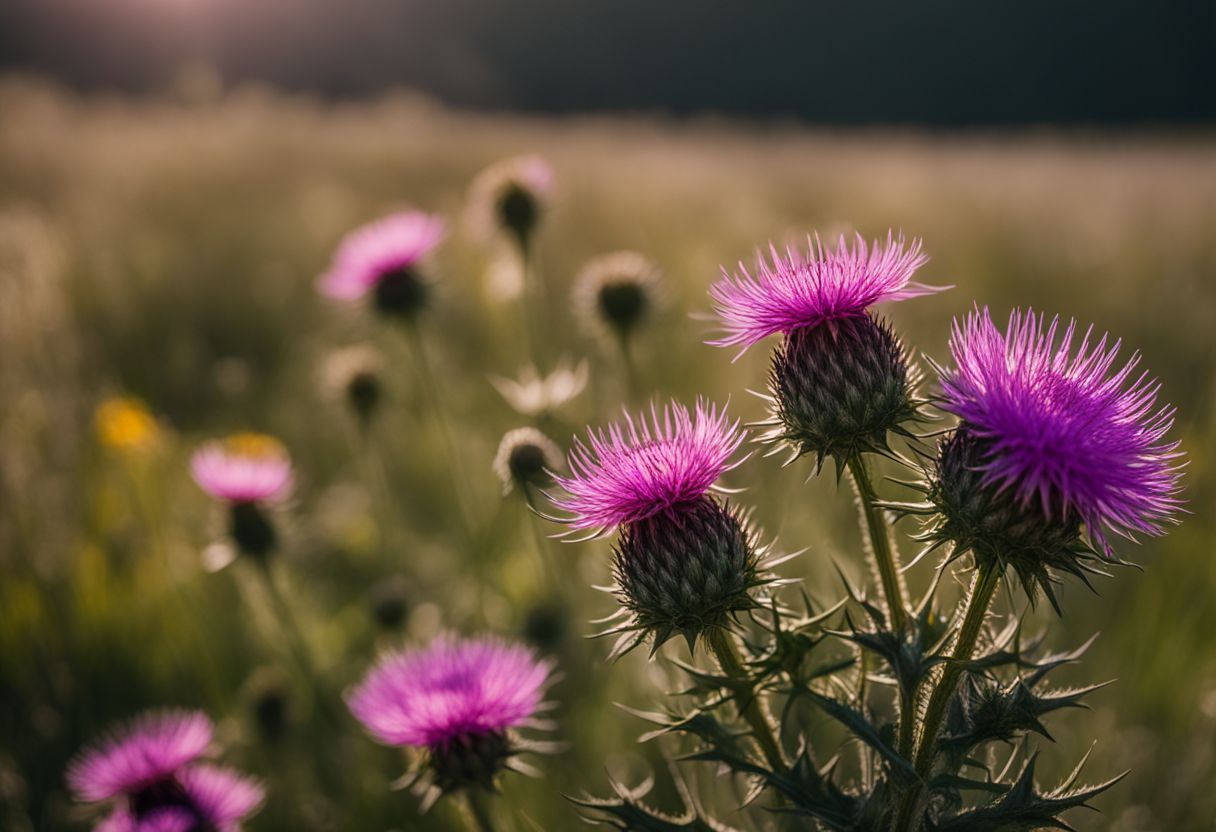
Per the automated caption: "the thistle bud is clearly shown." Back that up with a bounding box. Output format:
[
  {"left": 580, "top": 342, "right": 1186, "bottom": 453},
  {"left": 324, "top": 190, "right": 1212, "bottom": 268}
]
[
  {"left": 245, "top": 669, "right": 291, "bottom": 742},
  {"left": 574, "top": 251, "right": 662, "bottom": 341},
  {"left": 927, "top": 427, "right": 1084, "bottom": 604},
  {"left": 493, "top": 428, "right": 561, "bottom": 495},
  {"left": 523, "top": 601, "right": 569, "bottom": 651},
  {"left": 770, "top": 313, "right": 918, "bottom": 468},
  {"left": 614, "top": 496, "right": 759, "bottom": 651},
  {"left": 368, "top": 576, "right": 410, "bottom": 630}
]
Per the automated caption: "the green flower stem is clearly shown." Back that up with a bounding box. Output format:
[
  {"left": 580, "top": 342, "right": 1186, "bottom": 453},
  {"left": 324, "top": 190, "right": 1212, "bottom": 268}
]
[
  {"left": 846, "top": 454, "right": 908, "bottom": 631},
  {"left": 615, "top": 331, "right": 638, "bottom": 402},
  {"left": 402, "top": 322, "right": 477, "bottom": 538},
  {"left": 892, "top": 561, "right": 1002, "bottom": 832},
  {"left": 253, "top": 562, "right": 343, "bottom": 729},
  {"left": 465, "top": 789, "right": 498, "bottom": 832},
  {"left": 516, "top": 237, "right": 547, "bottom": 367},
  {"left": 845, "top": 455, "right": 914, "bottom": 759},
  {"left": 706, "top": 627, "right": 787, "bottom": 775}
]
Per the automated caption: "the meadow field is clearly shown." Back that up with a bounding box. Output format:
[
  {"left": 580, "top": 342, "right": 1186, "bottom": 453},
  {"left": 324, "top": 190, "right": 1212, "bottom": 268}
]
[{"left": 1, "top": 77, "right": 1214, "bottom": 830}]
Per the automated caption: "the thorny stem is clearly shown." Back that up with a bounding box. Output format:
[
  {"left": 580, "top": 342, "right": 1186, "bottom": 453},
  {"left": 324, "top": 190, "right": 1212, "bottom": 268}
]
[
  {"left": 465, "top": 789, "right": 498, "bottom": 832},
  {"left": 845, "top": 454, "right": 914, "bottom": 758},
  {"left": 706, "top": 627, "right": 787, "bottom": 776},
  {"left": 891, "top": 561, "right": 1002, "bottom": 832}
]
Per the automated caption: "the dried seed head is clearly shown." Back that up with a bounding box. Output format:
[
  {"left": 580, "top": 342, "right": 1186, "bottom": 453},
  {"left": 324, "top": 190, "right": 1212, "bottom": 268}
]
[
  {"left": 494, "top": 428, "right": 561, "bottom": 494},
  {"left": 469, "top": 155, "right": 553, "bottom": 248},
  {"left": 574, "top": 251, "right": 663, "bottom": 340},
  {"left": 613, "top": 496, "right": 760, "bottom": 652},
  {"left": 768, "top": 313, "right": 919, "bottom": 468}
]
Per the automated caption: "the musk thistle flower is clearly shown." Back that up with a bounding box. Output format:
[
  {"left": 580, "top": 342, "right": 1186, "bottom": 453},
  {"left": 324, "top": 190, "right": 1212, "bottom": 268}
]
[
  {"left": 490, "top": 358, "right": 588, "bottom": 418},
  {"left": 574, "top": 251, "right": 663, "bottom": 342},
  {"left": 190, "top": 433, "right": 293, "bottom": 560},
  {"left": 346, "top": 635, "right": 557, "bottom": 809},
  {"left": 493, "top": 427, "right": 562, "bottom": 495},
  {"left": 709, "top": 232, "right": 944, "bottom": 468},
  {"left": 469, "top": 155, "right": 554, "bottom": 249},
  {"left": 318, "top": 211, "right": 445, "bottom": 321},
  {"left": 551, "top": 400, "right": 768, "bottom": 655},
  {"left": 927, "top": 308, "right": 1184, "bottom": 603},
  {"left": 68, "top": 709, "right": 263, "bottom": 832}
]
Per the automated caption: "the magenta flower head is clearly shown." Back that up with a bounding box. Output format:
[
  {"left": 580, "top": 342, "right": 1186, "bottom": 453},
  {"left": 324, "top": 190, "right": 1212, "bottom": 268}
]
[
  {"left": 927, "top": 307, "right": 1185, "bottom": 605},
  {"left": 191, "top": 433, "right": 293, "bottom": 560},
  {"left": 551, "top": 400, "right": 770, "bottom": 656},
  {"left": 469, "top": 154, "right": 554, "bottom": 248},
  {"left": 318, "top": 211, "right": 445, "bottom": 321},
  {"left": 68, "top": 709, "right": 263, "bottom": 832},
  {"left": 347, "top": 635, "right": 557, "bottom": 807},
  {"left": 710, "top": 232, "right": 946, "bottom": 469}
]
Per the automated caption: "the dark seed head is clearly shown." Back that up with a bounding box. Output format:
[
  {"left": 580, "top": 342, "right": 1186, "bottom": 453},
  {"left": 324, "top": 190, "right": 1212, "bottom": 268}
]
[
  {"left": 494, "top": 428, "right": 561, "bottom": 494},
  {"left": 346, "top": 370, "right": 381, "bottom": 424},
  {"left": 614, "top": 496, "right": 759, "bottom": 651},
  {"left": 429, "top": 730, "right": 513, "bottom": 793},
  {"left": 372, "top": 265, "right": 430, "bottom": 321},
  {"left": 597, "top": 281, "right": 649, "bottom": 335},
  {"left": 770, "top": 313, "right": 918, "bottom": 468}
]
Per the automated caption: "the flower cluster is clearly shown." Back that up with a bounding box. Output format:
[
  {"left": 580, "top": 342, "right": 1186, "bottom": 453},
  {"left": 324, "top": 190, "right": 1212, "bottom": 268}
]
[{"left": 68, "top": 710, "right": 262, "bottom": 832}]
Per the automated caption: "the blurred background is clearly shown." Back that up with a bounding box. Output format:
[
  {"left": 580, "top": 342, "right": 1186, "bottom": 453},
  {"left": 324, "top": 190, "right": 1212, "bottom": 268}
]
[{"left": 1, "top": 3, "right": 1214, "bottom": 831}]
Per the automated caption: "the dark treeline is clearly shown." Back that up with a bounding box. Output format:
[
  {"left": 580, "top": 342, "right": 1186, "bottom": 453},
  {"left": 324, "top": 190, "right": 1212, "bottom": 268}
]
[{"left": 2, "top": 0, "right": 1214, "bottom": 125}]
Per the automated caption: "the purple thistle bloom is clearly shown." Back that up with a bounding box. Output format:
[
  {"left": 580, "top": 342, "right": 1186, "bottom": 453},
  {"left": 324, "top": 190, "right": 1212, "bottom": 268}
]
[
  {"left": 347, "top": 635, "right": 554, "bottom": 749},
  {"left": 190, "top": 433, "right": 293, "bottom": 504},
  {"left": 96, "top": 810, "right": 197, "bottom": 832},
  {"left": 68, "top": 710, "right": 212, "bottom": 803},
  {"left": 69, "top": 711, "right": 263, "bottom": 832},
  {"left": 551, "top": 400, "right": 746, "bottom": 533},
  {"left": 709, "top": 231, "right": 942, "bottom": 356},
  {"left": 175, "top": 765, "right": 266, "bottom": 829},
  {"left": 940, "top": 307, "right": 1184, "bottom": 553},
  {"left": 318, "top": 211, "right": 445, "bottom": 301}
]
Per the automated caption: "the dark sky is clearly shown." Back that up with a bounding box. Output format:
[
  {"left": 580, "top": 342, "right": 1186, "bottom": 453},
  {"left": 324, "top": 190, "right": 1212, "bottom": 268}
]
[{"left": 2, "top": 0, "right": 1214, "bottom": 125}]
